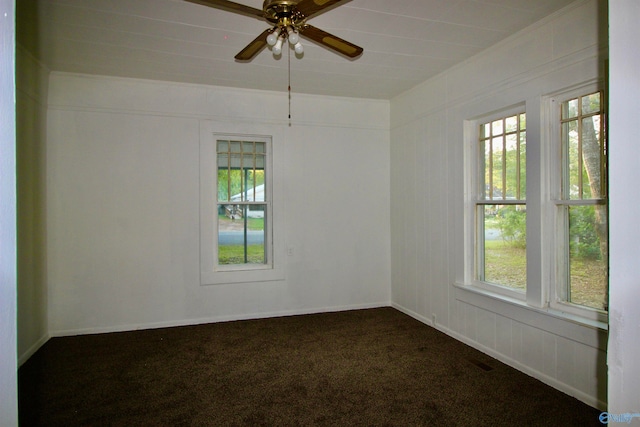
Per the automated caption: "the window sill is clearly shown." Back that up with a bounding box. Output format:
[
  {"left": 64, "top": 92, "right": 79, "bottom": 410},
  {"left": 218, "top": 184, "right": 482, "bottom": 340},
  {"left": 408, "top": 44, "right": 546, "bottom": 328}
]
[
  {"left": 454, "top": 282, "right": 608, "bottom": 349},
  {"left": 201, "top": 266, "right": 285, "bottom": 286}
]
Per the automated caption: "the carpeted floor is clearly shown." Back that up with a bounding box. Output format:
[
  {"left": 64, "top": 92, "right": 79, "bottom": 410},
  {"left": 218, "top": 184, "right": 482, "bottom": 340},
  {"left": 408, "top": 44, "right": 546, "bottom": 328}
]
[{"left": 19, "top": 307, "right": 602, "bottom": 426}]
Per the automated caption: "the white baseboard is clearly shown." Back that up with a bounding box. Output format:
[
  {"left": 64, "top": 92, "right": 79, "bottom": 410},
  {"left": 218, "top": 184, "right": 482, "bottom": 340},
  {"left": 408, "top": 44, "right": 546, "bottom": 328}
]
[
  {"left": 18, "top": 333, "right": 50, "bottom": 367},
  {"left": 49, "top": 302, "right": 391, "bottom": 338},
  {"left": 391, "top": 302, "right": 607, "bottom": 411}
]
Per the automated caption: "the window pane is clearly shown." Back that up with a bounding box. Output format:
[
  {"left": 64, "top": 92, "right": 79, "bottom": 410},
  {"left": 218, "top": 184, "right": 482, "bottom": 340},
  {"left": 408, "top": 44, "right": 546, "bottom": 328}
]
[
  {"left": 230, "top": 169, "right": 243, "bottom": 199},
  {"left": 229, "top": 153, "right": 243, "bottom": 169},
  {"left": 519, "top": 131, "right": 527, "bottom": 199},
  {"left": 479, "top": 205, "right": 527, "bottom": 291},
  {"left": 492, "top": 137, "right": 504, "bottom": 198},
  {"left": 218, "top": 169, "right": 229, "bottom": 201},
  {"left": 581, "top": 116, "right": 603, "bottom": 199},
  {"left": 582, "top": 92, "right": 601, "bottom": 115},
  {"left": 505, "top": 115, "right": 518, "bottom": 133},
  {"left": 230, "top": 141, "right": 242, "bottom": 153},
  {"left": 563, "top": 120, "right": 580, "bottom": 199},
  {"left": 567, "top": 205, "right": 608, "bottom": 311},
  {"left": 505, "top": 134, "right": 518, "bottom": 199},
  {"left": 562, "top": 98, "right": 579, "bottom": 119},
  {"left": 492, "top": 119, "right": 503, "bottom": 136},
  {"left": 481, "top": 139, "right": 490, "bottom": 199},
  {"left": 218, "top": 204, "right": 266, "bottom": 265},
  {"left": 481, "top": 123, "right": 491, "bottom": 139}
]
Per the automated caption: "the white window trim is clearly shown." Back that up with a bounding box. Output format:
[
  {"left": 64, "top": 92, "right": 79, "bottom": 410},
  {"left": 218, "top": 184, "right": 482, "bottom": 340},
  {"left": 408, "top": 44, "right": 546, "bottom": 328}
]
[
  {"left": 464, "top": 104, "right": 529, "bottom": 302},
  {"left": 544, "top": 83, "right": 608, "bottom": 324},
  {"left": 461, "top": 82, "right": 608, "bottom": 329},
  {"left": 199, "top": 122, "right": 285, "bottom": 285}
]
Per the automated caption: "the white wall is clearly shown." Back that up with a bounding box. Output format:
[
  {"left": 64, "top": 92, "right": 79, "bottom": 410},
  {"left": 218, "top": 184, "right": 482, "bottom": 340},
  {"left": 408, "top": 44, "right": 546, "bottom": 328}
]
[
  {"left": 46, "top": 73, "right": 391, "bottom": 335},
  {"left": 16, "top": 44, "right": 49, "bottom": 364},
  {"left": 0, "top": 0, "right": 18, "bottom": 424},
  {"left": 608, "top": 0, "right": 640, "bottom": 415},
  {"left": 390, "top": 0, "right": 608, "bottom": 409}
]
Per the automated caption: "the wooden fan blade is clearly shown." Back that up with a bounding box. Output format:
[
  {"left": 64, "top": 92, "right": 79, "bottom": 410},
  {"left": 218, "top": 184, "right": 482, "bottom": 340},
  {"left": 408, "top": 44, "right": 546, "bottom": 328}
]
[
  {"left": 234, "top": 28, "right": 271, "bottom": 61},
  {"left": 184, "top": 0, "right": 264, "bottom": 19},
  {"left": 299, "top": 25, "right": 363, "bottom": 58},
  {"left": 295, "top": 0, "right": 353, "bottom": 19}
]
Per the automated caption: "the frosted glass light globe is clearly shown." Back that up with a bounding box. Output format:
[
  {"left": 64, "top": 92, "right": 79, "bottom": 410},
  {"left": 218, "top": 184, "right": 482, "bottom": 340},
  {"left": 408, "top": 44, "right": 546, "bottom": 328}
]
[
  {"left": 273, "top": 38, "right": 284, "bottom": 55},
  {"left": 266, "top": 28, "right": 280, "bottom": 46},
  {"left": 288, "top": 31, "right": 299, "bottom": 45}
]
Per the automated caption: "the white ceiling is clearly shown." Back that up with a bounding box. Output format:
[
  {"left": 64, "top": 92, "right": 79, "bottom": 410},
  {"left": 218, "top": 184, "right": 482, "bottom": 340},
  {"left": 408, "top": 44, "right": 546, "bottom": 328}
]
[{"left": 17, "top": 0, "right": 576, "bottom": 100}]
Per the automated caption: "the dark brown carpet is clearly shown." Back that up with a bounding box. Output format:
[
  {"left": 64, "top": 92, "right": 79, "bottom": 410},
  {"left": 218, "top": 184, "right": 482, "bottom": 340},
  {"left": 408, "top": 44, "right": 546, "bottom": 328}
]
[{"left": 19, "top": 307, "right": 602, "bottom": 426}]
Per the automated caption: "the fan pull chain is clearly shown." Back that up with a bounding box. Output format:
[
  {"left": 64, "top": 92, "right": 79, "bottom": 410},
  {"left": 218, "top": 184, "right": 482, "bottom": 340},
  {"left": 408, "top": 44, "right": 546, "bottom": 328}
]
[{"left": 288, "top": 45, "right": 292, "bottom": 126}]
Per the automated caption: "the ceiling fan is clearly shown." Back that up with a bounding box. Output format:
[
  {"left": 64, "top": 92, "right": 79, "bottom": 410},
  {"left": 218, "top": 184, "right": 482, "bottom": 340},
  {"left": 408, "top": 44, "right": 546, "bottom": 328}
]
[{"left": 185, "top": 0, "right": 364, "bottom": 61}]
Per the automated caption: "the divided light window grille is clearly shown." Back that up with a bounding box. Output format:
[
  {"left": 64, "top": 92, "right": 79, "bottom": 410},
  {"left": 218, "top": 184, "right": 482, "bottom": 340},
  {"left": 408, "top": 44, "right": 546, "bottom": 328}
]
[
  {"left": 476, "top": 112, "right": 527, "bottom": 291},
  {"left": 465, "top": 87, "right": 608, "bottom": 323},
  {"left": 556, "top": 91, "right": 608, "bottom": 312},
  {"left": 216, "top": 140, "right": 267, "bottom": 266}
]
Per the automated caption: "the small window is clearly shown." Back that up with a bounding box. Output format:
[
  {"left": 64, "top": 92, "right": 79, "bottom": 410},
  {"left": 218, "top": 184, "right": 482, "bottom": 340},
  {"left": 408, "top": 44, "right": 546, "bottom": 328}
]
[
  {"left": 216, "top": 139, "right": 267, "bottom": 267},
  {"left": 200, "top": 129, "right": 283, "bottom": 286},
  {"left": 476, "top": 112, "right": 527, "bottom": 294}
]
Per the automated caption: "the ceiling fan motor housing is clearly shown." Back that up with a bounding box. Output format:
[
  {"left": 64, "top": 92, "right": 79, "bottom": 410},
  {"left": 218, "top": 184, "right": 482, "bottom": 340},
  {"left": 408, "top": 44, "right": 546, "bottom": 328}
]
[{"left": 264, "top": 0, "right": 305, "bottom": 26}]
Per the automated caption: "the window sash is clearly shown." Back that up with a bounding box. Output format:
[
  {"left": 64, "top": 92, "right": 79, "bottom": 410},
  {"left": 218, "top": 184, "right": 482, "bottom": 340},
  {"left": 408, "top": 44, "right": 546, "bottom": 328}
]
[
  {"left": 552, "top": 90, "right": 608, "bottom": 317},
  {"left": 559, "top": 91, "right": 606, "bottom": 202},
  {"left": 217, "top": 140, "right": 267, "bottom": 203},
  {"left": 475, "top": 111, "right": 527, "bottom": 297},
  {"left": 479, "top": 113, "right": 526, "bottom": 202},
  {"left": 215, "top": 139, "right": 270, "bottom": 269}
]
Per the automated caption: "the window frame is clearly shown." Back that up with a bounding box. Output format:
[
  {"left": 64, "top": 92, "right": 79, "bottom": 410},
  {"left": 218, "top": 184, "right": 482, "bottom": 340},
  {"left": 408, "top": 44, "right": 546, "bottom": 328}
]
[
  {"left": 200, "top": 126, "right": 285, "bottom": 286},
  {"left": 462, "top": 81, "right": 608, "bottom": 327},
  {"left": 546, "top": 85, "right": 608, "bottom": 323},
  {"left": 466, "top": 104, "right": 528, "bottom": 301},
  {"left": 215, "top": 137, "right": 270, "bottom": 270}
]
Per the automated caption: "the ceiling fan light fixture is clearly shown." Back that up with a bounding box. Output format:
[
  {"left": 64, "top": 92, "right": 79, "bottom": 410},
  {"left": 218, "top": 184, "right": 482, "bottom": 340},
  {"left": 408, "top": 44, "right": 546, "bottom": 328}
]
[
  {"left": 272, "top": 34, "right": 286, "bottom": 56},
  {"left": 286, "top": 26, "right": 299, "bottom": 45},
  {"left": 266, "top": 27, "right": 281, "bottom": 46},
  {"left": 186, "top": 0, "right": 363, "bottom": 61}
]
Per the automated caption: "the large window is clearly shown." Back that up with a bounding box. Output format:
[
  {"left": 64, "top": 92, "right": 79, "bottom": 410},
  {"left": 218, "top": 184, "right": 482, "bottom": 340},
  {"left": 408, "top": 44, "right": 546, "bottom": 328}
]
[
  {"left": 465, "top": 85, "right": 608, "bottom": 324},
  {"left": 475, "top": 110, "right": 527, "bottom": 297},
  {"left": 554, "top": 91, "right": 608, "bottom": 313}
]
